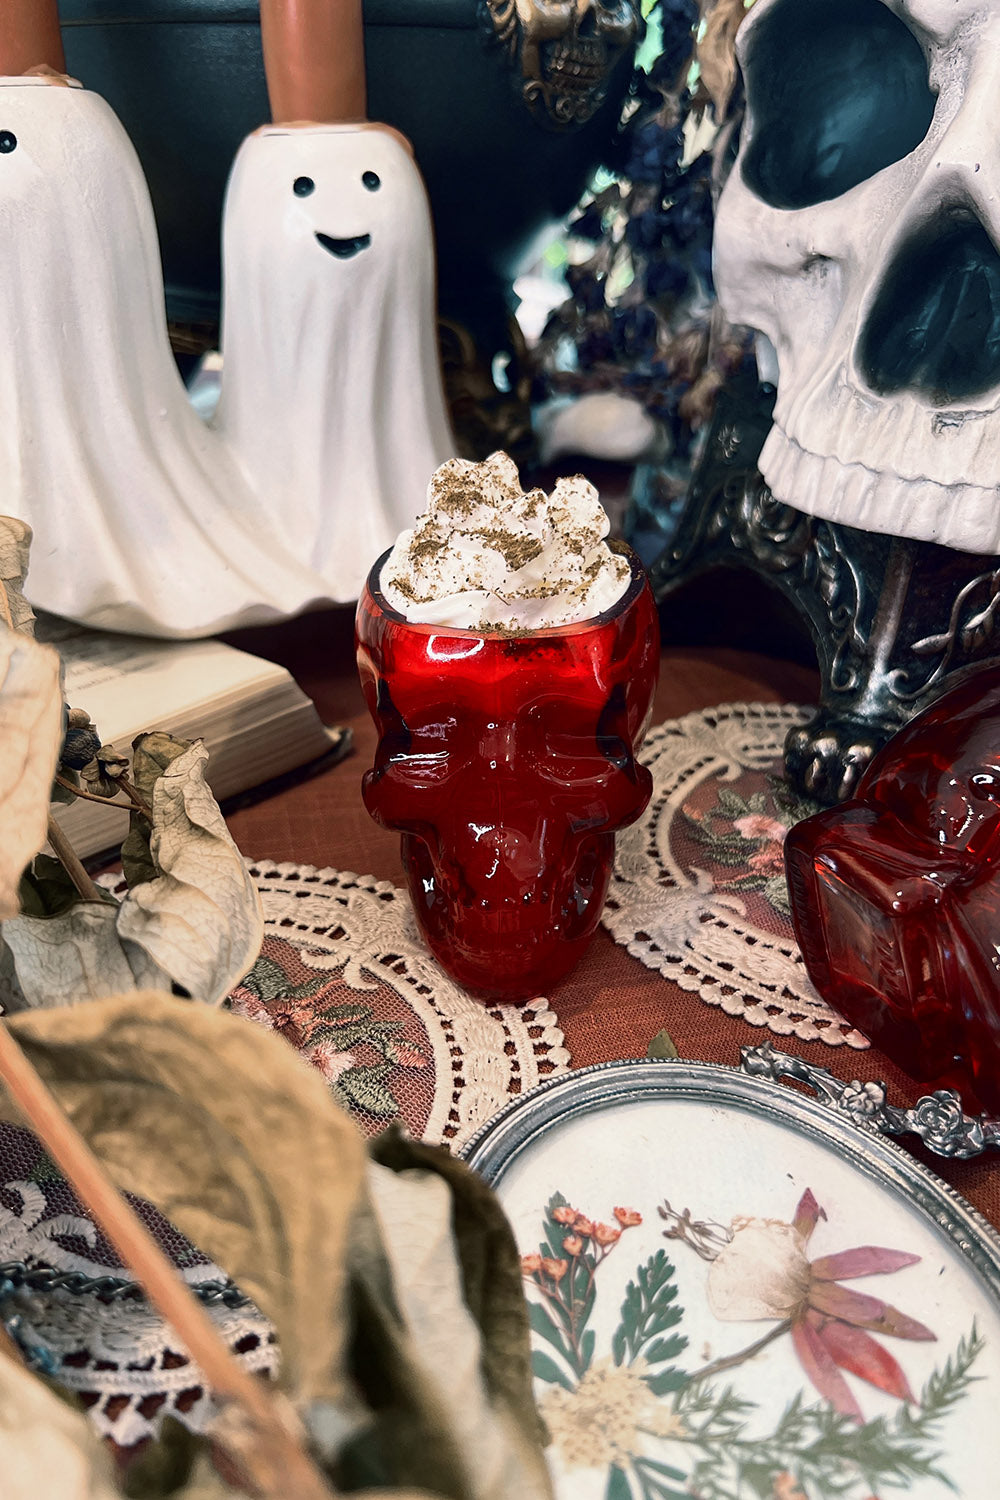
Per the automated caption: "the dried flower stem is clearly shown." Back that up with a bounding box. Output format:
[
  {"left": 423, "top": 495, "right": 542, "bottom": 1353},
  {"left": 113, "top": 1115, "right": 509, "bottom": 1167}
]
[
  {"left": 45, "top": 815, "right": 103, "bottom": 904},
  {"left": 685, "top": 1318, "right": 793, "bottom": 1385},
  {"left": 54, "top": 773, "right": 124, "bottom": 808},
  {"left": 54, "top": 771, "right": 153, "bottom": 822},
  {"left": 117, "top": 775, "right": 154, "bottom": 821},
  {"left": 0, "top": 1024, "right": 334, "bottom": 1500}
]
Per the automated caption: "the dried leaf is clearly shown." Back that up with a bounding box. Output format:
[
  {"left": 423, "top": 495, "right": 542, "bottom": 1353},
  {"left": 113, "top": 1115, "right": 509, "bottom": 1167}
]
[
  {"left": 357, "top": 1157, "right": 553, "bottom": 1500},
  {"left": 17, "top": 854, "right": 96, "bottom": 919},
  {"left": 647, "top": 1028, "right": 680, "bottom": 1060},
  {"left": 0, "top": 1345, "right": 120, "bottom": 1499},
  {"left": 3, "top": 900, "right": 168, "bottom": 1008},
  {"left": 697, "top": 0, "right": 749, "bottom": 120},
  {"left": 334, "top": 1203, "right": 472, "bottom": 1497},
  {"left": 0, "top": 630, "right": 65, "bottom": 921},
  {"left": 131, "top": 730, "right": 194, "bottom": 802},
  {"left": 5, "top": 742, "right": 263, "bottom": 1007},
  {"left": 0, "top": 514, "right": 37, "bottom": 636},
  {"left": 115, "top": 741, "right": 262, "bottom": 1001},
  {"left": 121, "top": 733, "right": 194, "bottom": 888},
  {"left": 369, "top": 1130, "right": 551, "bottom": 1494},
  {"left": 1, "top": 992, "right": 367, "bottom": 1409},
  {"left": 0, "top": 934, "right": 27, "bottom": 1012}
]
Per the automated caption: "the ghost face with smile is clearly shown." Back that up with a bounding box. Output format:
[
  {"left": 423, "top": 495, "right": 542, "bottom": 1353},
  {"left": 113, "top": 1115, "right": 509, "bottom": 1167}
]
[{"left": 215, "top": 122, "right": 453, "bottom": 585}]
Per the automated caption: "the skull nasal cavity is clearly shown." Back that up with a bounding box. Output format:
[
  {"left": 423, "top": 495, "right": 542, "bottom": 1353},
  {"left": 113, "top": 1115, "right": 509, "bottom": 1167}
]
[
  {"left": 742, "top": 0, "right": 934, "bottom": 211},
  {"left": 859, "top": 214, "right": 1000, "bottom": 405}
]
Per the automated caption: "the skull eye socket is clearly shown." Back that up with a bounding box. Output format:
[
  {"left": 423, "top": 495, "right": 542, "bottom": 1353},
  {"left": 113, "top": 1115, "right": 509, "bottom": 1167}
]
[
  {"left": 741, "top": 0, "right": 935, "bottom": 211},
  {"left": 859, "top": 210, "right": 1000, "bottom": 405}
]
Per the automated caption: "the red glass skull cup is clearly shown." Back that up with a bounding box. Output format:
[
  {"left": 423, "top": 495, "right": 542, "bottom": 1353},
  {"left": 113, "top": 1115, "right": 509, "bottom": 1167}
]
[
  {"left": 785, "top": 666, "right": 1000, "bottom": 1113},
  {"left": 356, "top": 548, "right": 659, "bottom": 1001}
]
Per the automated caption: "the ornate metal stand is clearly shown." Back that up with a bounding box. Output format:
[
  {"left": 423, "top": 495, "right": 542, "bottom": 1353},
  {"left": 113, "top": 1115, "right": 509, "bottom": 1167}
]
[
  {"left": 650, "top": 376, "right": 1000, "bottom": 803},
  {"left": 741, "top": 1041, "right": 1000, "bottom": 1160}
]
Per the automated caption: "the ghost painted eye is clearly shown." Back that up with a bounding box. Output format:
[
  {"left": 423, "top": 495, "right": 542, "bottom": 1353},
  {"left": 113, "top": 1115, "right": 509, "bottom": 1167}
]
[
  {"left": 293, "top": 176, "right": 315, "bottom": 197},
  {"left": 362, "top": 170, "right": 381, "bottom": 192},
  {"left": 0, "top": 131, "right": 17, "bottom": 155}
]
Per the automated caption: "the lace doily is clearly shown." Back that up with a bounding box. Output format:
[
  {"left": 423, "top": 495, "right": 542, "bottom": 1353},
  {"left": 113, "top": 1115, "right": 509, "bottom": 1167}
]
[
  {"left": 0, "top": 860, "right": 569, "bottom": 1447},
  {"left": 603, "top": 702, "right": 869, "bottom": 1048}
]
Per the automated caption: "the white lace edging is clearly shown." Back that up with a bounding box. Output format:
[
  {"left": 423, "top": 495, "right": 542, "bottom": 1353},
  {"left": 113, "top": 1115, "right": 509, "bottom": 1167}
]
[{"left": 603, "top": 703, "right": 868, "bottom": 1048}]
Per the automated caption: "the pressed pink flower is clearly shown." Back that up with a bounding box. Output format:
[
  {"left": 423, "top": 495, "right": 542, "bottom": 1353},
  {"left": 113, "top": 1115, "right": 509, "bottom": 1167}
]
[
  {"left": 520, "top": 1252, "right": 543, "bottom": 1275},
  {"left": 574, "top": 1216, "right": 596, "bottom": 1237},
  {"left": 613, "top": 1206, "right": 642, "bottom": 1228},
  {"left": 563, "top": 1235, "right": 584, "bottom": 1256},
  {"left": 541, "top": 1257, "right": 569, "bottom": 1282},
  {"left": 708, "top": 1188, "right": 934, "bottom": 1422},
  {"left": 552, "top": 1205, "right": 578, "bottom": 1225},
  {"left": 734, "top": 813, "right": 788, "bottom": 843},
  {"left": 594, "top": 1223, "right": 622, "bottom": 1247}
]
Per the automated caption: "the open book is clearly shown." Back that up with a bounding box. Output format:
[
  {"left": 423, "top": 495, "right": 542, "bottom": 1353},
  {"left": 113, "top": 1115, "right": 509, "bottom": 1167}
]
[{"left": 38, "top": 617, "right": 341, "bottom": 860}]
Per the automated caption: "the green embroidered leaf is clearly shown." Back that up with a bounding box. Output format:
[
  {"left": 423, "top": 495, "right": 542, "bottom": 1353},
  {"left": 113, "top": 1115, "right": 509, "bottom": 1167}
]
[
  {"left": 237, "top": 952, "right": 291, "bottom": 1003},
  {"left": 317, "top": 999, "right": 378, "bottom": 1023},
  {"left": 765, "top": 873, "right": 791, "bottom": 915},
  {"left": 311, "top": 1020, "right": 401, "bottom": 1054},
  {"left": 338, "top": 1062, "right": 398, "bottom": 1118},
  {"left": 531, "top": 1349, "right": 574, "bottom": 1392},
  {"left": 581, "top": 1328, "right": 596, "bottom": 1371}
]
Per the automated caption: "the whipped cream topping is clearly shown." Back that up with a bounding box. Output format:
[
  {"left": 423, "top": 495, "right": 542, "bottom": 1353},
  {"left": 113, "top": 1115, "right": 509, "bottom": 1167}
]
[{"left": 378, "top": 452, "right": 631, "bottom": 630}]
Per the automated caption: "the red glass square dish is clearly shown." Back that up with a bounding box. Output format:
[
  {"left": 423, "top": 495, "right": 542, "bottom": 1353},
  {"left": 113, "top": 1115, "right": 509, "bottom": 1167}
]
[
  {"left": 356, "top": 546, "right": 659, "bottom": 1003},
  {"left": 785, "top": 668, "right": 1000, "bottom": 1112}
]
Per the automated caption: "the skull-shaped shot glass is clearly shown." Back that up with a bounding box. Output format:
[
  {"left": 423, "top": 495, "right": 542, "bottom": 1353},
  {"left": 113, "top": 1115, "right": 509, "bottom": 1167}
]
[{"left": 356, "top": 546, "right": 659, "bottom": 1001}]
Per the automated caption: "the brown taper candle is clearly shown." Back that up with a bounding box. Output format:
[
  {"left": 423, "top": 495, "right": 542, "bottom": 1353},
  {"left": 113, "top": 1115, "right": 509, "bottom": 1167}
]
[
  {"left": 260, "top": 0, "right": 366, "bottom": 125},
  {"left": 0, "top": 0, "right": 65, "bottom": 76}
]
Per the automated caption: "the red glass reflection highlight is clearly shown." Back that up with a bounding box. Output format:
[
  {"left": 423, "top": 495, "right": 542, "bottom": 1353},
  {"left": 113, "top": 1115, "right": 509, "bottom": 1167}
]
[
  {"left": 785, "top": 666, "right": 1000, "bottom": 1112},
  {"left": 356, "top": 550, "right": 659, "bottom": 1002}
]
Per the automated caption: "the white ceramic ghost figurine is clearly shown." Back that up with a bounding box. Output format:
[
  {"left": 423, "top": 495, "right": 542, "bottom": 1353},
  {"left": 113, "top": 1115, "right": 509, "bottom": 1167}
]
[
  {"left": 214, "top": 122, "right": 453, "bottom": 587},
  {"left": 0, "top": 0, "right": 454, "bottom": 637},
  {"left": 714, "top": 0, "right": 1000, "bottom": 555},
  {"left": 0, "top": 75, "right": 336, "bottom": 637}
]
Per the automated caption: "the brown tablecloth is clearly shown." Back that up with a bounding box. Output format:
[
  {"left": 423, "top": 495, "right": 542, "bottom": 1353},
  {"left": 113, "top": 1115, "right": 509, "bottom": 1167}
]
[{"left": 221, "top": 603, "right": 1000, "bottom": 1228}]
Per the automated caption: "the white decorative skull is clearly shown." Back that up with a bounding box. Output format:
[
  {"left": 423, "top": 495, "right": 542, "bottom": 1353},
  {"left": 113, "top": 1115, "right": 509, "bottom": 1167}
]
[{"left": 714, "top": 0, "right": 1000, "bottom": 555}]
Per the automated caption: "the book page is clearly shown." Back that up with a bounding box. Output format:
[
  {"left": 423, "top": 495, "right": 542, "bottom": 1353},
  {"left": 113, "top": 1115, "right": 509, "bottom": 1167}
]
[{"left": 37, "top": 618, "right": 290, "bottom": 745}]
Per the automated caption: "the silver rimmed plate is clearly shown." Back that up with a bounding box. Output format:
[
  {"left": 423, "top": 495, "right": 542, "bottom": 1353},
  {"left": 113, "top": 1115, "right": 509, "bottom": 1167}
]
[{"left": 462, "top": 1060, "right": 1000, "bottom": 1500}]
